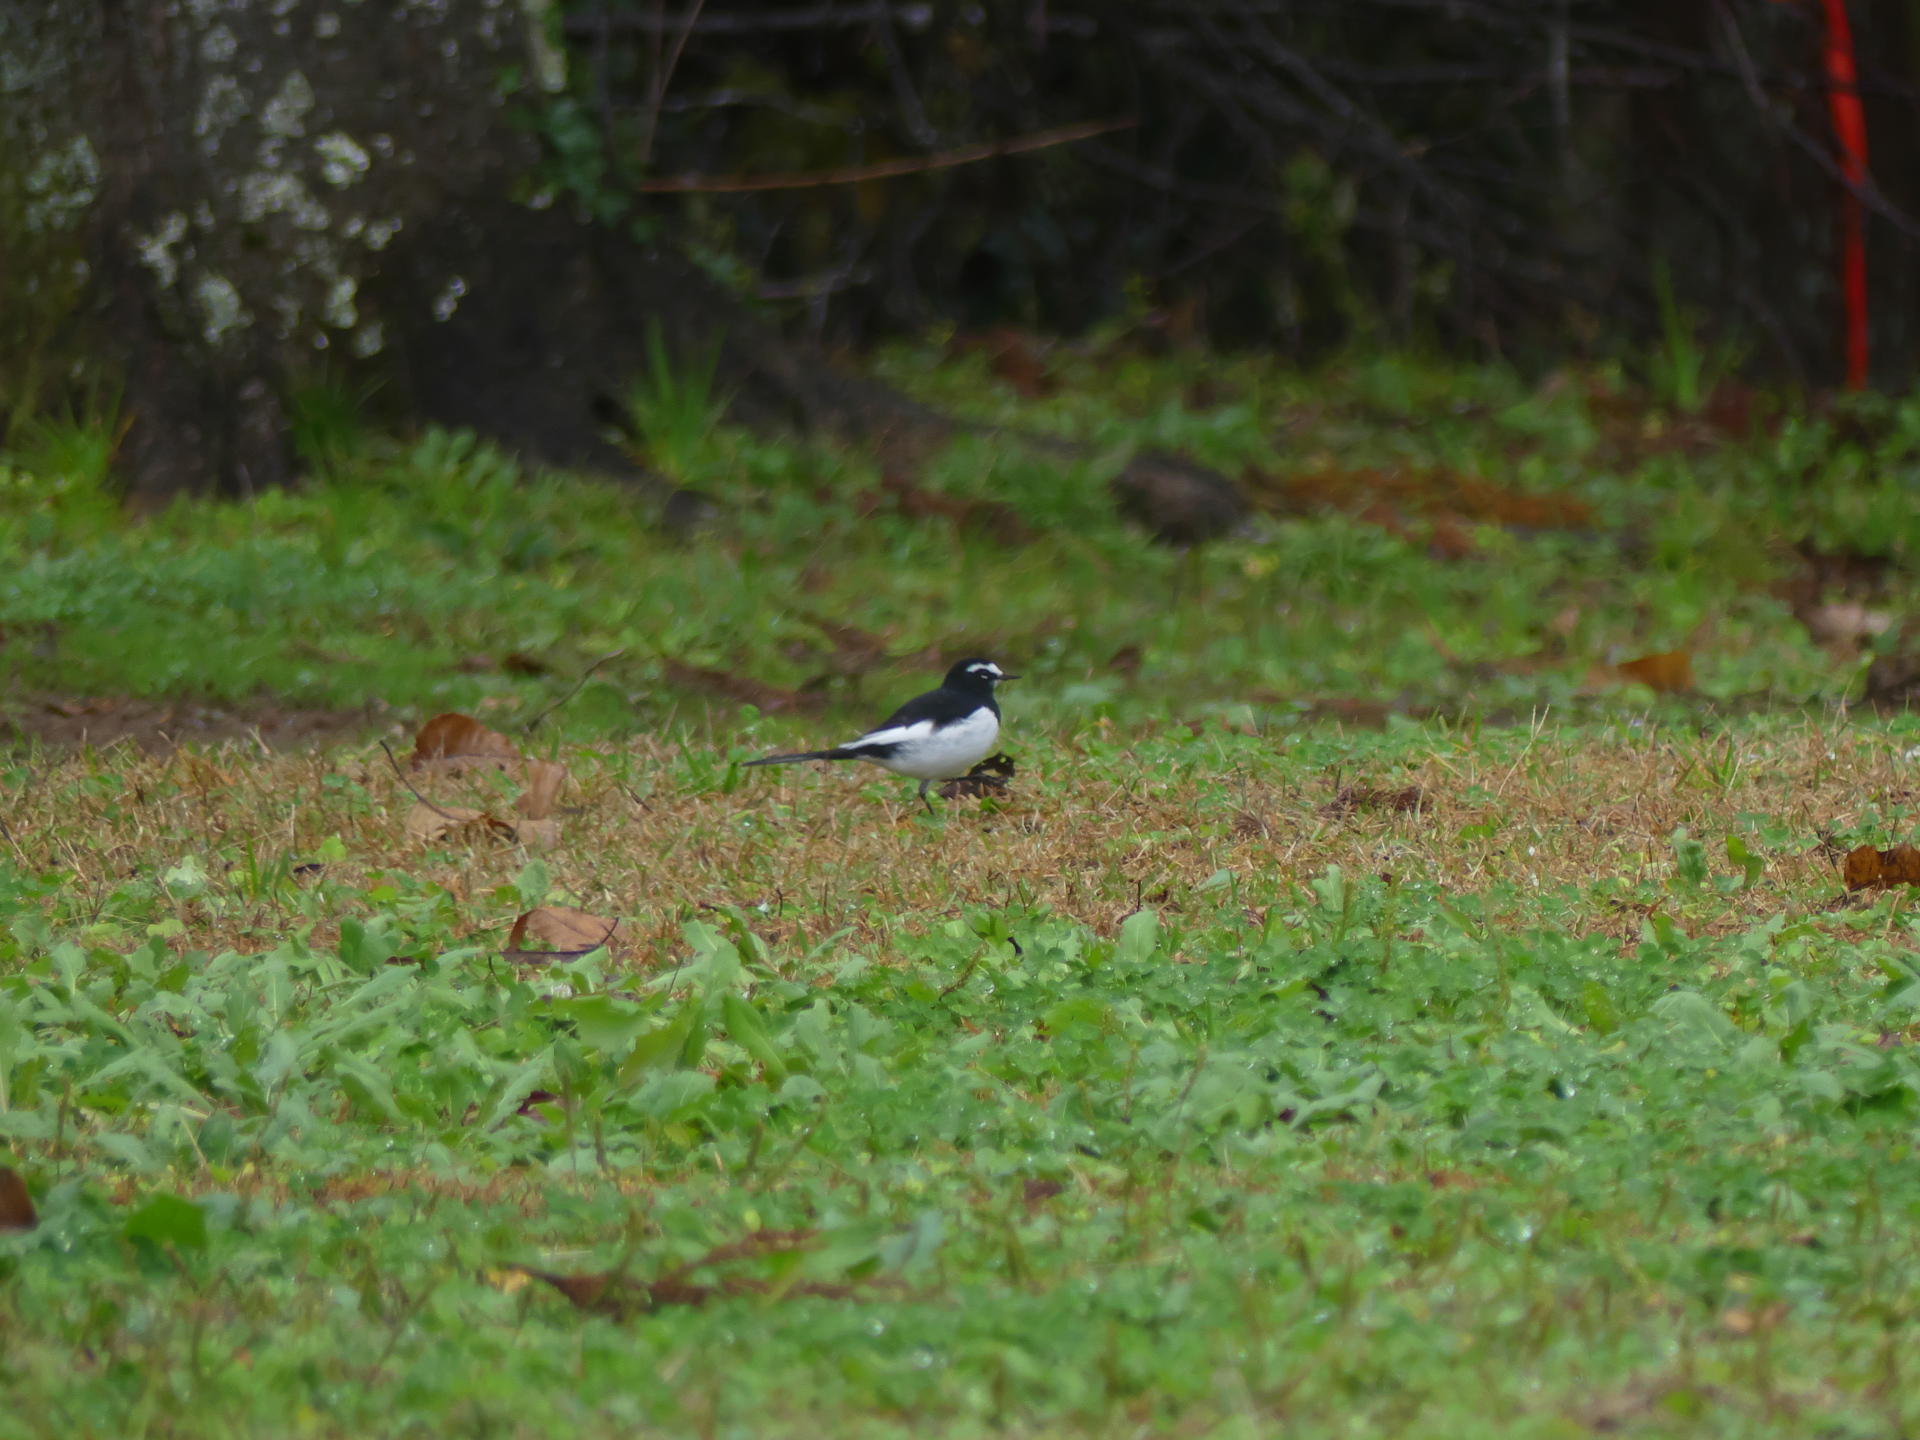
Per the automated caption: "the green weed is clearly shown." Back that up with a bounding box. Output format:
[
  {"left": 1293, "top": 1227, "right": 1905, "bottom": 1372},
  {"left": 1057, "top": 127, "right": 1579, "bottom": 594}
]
[
  {"left": 620, "top": 322, "right": 728, "bottom": 485},
  {"left": 0, "top": 716, "right": 1918, "bottom": 1434},
  {"left": 3, "top": 349, "right": 1918, "bottom": 735},
  {"left": 5, "top": 348, "right": 1920, "bottom": 1430}
]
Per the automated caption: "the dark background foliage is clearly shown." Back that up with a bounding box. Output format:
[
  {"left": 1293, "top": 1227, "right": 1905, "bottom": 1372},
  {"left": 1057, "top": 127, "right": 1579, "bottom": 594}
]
[{"left": 555, "top": 0, "right": 1920, "bottom": 384}]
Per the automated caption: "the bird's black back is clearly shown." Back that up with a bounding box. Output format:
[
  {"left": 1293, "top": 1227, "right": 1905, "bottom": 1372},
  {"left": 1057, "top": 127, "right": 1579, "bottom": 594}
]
[
  {"left": 874, "top": 674, "right": 999, "bottom": 732},
  {"left": 859, "top": 659, "right": 1002, "bottom": 733}
]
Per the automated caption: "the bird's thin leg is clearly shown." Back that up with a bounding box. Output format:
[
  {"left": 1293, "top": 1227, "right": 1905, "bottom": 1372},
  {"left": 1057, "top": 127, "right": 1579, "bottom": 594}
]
[{"left": 918, "top": 778, "right": 934, "bottom": 815}]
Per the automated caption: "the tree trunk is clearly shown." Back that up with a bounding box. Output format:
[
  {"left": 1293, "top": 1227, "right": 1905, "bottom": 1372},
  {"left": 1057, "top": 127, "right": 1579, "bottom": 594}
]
[{"left": 0, "top": 1, "right": 883, "bottom": 499}]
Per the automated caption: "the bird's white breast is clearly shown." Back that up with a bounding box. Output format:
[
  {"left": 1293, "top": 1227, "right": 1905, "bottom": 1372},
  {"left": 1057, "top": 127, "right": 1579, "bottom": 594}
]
[{"left": 857, "top": 706, "right": 1000, "bottom": 779}]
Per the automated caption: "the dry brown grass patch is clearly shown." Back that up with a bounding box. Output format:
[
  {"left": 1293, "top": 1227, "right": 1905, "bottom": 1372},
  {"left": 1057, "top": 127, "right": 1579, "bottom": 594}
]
[{"left": 11, "top": 714, "right": 1916, "bottom": 970}]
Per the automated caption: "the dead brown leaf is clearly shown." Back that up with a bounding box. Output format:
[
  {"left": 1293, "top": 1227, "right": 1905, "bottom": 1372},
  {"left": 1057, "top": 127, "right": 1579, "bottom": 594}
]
[
  {"left": 1615, "top": 650, "right": 1694, "bottom": 693},
  {"left": 0, "top": 1166, "right": 36, "bottom": 1231},
  {"left": 516, "top": 760, "right": 568, "bottom": 821},
  {"left": 405, "top": 802, "right": 514, "bottom": 845},
  {"left": 938, "top": 753, "right": 1016, "bottom": 800},
  {"left": 1022, "top": 1178, "right": 1065, "bottom": 1211},
  {"left": 515, "top": 1089, "right": 562, "bottom": 1118},
  {"left": 513, "top": 817, "right": 560, "bottom": 850},
  {"left": 1843, "top": 842, "right": 1920, "bottom": 891},
  {"left": 411, "top": 713, "right": 520, "bottom": 773},
  {"left": 505, "top": 905, "right": 619, "bottom": 959}
]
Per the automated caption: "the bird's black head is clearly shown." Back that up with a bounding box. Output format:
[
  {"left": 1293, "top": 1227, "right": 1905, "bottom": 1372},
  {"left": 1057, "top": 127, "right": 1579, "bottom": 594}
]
[{"left": 945, "top": 658, "right": 1014, "bottom": 692}]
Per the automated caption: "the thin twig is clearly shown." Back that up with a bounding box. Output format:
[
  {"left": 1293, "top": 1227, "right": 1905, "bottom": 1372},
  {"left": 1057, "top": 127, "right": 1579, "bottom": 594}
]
[
  {"left": 637, "top": 117, "right": 1133, "bottom": 192},
  {"left": 1711, "top": 0, "right": 1920, "bottom": 245},
  {"left": 872, "top": 0, "right": 937, "bottom": 146},
  {"left": 377, "top": 741, "right": 474, "bottom": 823},
  {"left": 638, "top": 0, "right": 709, "bottom": 166},
  {"left": 939, "top": 949, "right": 985, "bottom": 998},
  {"left": 591, "top": 0, "right": 613, "bottom": 140},
  {"left": 563, "top": 3, "right": 921, "bottom": 38},
  {"left": 523, "top": 650, "right": 627, "bottom": 734}
]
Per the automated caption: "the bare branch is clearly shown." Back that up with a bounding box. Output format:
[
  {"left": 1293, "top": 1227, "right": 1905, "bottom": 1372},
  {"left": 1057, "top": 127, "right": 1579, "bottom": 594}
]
[
  {"left": 636, "top": 117, "right": 1134, "bottom": 192},
  {"left": 562, "top": 3, "right": 932, "bottom": 38}
]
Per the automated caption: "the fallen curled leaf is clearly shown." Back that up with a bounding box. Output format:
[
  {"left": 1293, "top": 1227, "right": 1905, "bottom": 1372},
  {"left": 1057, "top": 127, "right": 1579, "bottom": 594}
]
[
  {"left": 405, "top": 802, "right": 513, "bottom": 844},
  {"left": 513, "top": 817, "right": 560, "bottom": 850},
  {"left": 505, "top": 905, "right": 619, "bottom": 959},
  {"left": 516, "top": 760, "right": 568, "bottom": 821},
  {"left": 410, "top": 713, "right": 520, "bottom": 773},
  {"left": 529, "top": 1269, "right": 625, "bottom": 1314},
  {"left": 509, "top": 758, "right": 569, "bottom": 848},
  {"left": 515, "top": 1089, "right": 562, "bottom": 1118},
  {"left": 1615, "top": 650, "right": 1694, "bottom": 693},
  {"left": 1022, "top": 1177, "right": 1064, "bottom": 1210},
  {"left": 0, "top": 1166, "right": 37, "bottom": 1231},
  {"left": 1843, "top": 842, "right": 1920, "bottom": 891},
  {"left": 937, "top": 752, "right": 1016, "bottom": 800},
  {"left": 1845, "top": 845, "right": 1881, "bottom": 889}
]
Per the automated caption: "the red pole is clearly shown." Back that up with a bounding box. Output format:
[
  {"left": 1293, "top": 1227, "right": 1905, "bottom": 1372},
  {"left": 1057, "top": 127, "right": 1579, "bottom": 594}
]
[{"left": 1820, "top": 0, "right": 1870, "bottom": 389}]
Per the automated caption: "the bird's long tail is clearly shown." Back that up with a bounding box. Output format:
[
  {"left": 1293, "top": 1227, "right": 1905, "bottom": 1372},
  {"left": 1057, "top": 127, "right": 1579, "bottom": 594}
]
[{"left": 743, "top": 749, "right": 857, "bottom": 767}]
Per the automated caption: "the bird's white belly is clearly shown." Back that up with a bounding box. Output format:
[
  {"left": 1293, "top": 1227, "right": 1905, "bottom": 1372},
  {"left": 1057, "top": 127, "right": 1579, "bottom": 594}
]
[{"left": 859, "top": 707, "right": 999, "bottom": 779}]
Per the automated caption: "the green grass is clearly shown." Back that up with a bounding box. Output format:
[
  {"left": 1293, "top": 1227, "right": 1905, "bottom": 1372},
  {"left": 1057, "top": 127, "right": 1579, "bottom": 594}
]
[
  {"left": 8, "top": 715, "right": 1920, "bottom": 1435},
  {"left": 4, "top": 346, "right": 1920, "bottom": 733},
  {"left": 9, "top": 348, "right": 1920, "bottom": 1435}
]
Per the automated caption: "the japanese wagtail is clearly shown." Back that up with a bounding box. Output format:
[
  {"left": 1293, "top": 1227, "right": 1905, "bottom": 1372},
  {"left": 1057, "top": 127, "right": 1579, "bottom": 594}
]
[{"left": 744, "top": 658, "right": 1014, "bottom": 811}]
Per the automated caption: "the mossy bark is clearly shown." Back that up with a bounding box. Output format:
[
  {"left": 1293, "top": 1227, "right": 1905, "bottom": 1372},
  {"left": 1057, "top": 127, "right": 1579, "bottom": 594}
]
[{"left": 0, "top": 1, "right": 884, "bottom": 498}]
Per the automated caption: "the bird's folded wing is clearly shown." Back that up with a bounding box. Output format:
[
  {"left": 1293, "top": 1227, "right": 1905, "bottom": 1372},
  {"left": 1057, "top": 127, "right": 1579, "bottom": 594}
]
[
  {"left": 873, "top": 690, "right": 955, "bottom": 729},
  {"left": 841, "top": 718, "right": 935, "bottom": 755}
]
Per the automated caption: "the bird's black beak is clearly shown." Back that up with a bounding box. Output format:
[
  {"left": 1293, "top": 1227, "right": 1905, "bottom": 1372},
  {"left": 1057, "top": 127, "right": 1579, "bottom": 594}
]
[{"left": 999, "top": 673, "right": 1021, "bottom": 681}]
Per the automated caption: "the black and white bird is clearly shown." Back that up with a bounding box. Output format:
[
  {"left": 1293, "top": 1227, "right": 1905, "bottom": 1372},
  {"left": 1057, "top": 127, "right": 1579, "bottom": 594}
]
[{"left": 744, "top": 658, "right": 1014, "bottom": 811}]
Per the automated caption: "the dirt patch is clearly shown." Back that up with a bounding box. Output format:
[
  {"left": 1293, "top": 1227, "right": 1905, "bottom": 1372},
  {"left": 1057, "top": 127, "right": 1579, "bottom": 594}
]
[{"left": 2, "top": 693, "right": 375, "bottom": 754}]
